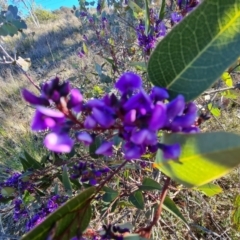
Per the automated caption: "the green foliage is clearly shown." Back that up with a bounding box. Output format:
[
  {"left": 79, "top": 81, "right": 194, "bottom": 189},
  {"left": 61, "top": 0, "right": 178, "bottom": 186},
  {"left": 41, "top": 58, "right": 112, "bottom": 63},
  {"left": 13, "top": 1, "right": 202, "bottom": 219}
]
[
  {"left": 154, "top": 132, "right": 240, "bottom": 188},
  {"left": 0, "top": 5, "right": 27, "bottom": 36},
  {"left": 21, "top": 187, "right": 96, "bottom": 240},
  {"left": 129, "top": 190, "right": 144, "bottom": 210},
  {"left": 33, "top": 8, "right": 57, "bottom": 23},
  {"left": 148, "top": 0, "right": 240, "bottom": 101}
]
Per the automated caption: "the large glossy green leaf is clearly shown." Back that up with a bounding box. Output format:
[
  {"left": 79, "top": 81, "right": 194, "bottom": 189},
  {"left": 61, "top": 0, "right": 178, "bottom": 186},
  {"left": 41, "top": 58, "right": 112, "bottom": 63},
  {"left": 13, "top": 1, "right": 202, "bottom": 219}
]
[
  {"left": 148, "top": 0, "right": 240, "bottom": 101},
  {"left": 21, "top": 187, "right": 96, "bottom": 240},
  {"left": 154, "top": 132, "right": 240, "bottom": 188}
]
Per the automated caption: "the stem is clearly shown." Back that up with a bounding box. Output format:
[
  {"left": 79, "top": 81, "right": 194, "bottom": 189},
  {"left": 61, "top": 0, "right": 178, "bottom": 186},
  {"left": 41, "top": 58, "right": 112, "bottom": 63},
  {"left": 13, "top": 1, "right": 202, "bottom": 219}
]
[{"left": 136, "top": 176, "right": 171, "bottom": 239}]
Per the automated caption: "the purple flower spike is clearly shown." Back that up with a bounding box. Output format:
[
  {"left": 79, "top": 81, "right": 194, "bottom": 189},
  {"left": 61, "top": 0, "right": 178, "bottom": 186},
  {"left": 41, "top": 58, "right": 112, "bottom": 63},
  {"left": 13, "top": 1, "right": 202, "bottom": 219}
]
[
  {"left": 115, "top": 72, "right": 142, "bottom": 93},
  {"left": 149, "top": 102, "right": 166, "bottom": 131},
  {"left": 76, "top": 131, "right": 93, "bottom": 145},
  {"left": 159, "top": 143, "right": 181, "bottom": 160},
  {"left": 44, "top": 132, "right": 74, "bottom": 153},
  {"left": 95, "top": 141, "right": 113, "bottom": 156},
  {"left": 22, "top": 89, "right": 49, "bottom": 106},
  {"left": 68, "top": 89, "right": 83, "bottom": 109}
]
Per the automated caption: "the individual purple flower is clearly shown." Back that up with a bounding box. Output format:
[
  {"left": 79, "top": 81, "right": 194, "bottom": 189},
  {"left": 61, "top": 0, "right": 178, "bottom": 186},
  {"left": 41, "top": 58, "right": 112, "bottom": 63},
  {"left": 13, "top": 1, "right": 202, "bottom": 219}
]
[
  {"left": 123, "top": 90, "right": 152, "bottom": 113},
  {"left": 31, "top": 106, "right": 65, "bottom": 131},
  {"left": 92, "top": 106, "right": 115, "bottom": 128},
  {"left": 95, "top": 141, "right": 113, "bottom": 156},
  {"left": 68, "top": 88, "right": 83, "bottom": 112},
  {"left": 123, "top": 142, "right": 145, "bottom": 160},
  {"left": 150, "top": 87, "right": 169, "bottom": 102},
  {"left": 166, "top": 95, "right": 185, "bottom": 120},
  {"left": 115, "top": 72, "right": 142, "bottom": 94},
  {"left": 158, "top": 143, "right": 181, "bottom": 160},
  {"left": 155, "top": 21, "right": 166, "bottom": 37},
  {"left": 124, "top": 109, "right": 137, "bottom": 124},
  {"left": 22, "top": 89, "right": 49, "bottom": 106},
  {"left": 148, "top": 102, "right": 166, "bottom": 131},
  {"left": 130, "top": 129, "right": 157, "bottom": 145},
  {"left": 171, "top": 12, "right": 183, "bottom": 24},
  {"left": 44, "top": 132, "right": 74, "bottom": 153},
  {"left": 84, "top": 115, "right": 97, "bottom": 129},
  {"left": 76, "top": 131, "right": 93, "bottom": 145}
]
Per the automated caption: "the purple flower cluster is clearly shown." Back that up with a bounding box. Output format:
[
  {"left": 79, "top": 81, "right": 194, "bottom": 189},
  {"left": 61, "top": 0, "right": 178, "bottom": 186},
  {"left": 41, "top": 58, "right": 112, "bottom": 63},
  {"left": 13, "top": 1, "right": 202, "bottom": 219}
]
[
  {"left": 136, "top": 13, "right": 166, "bottom": 54},
  {"left": 0, "top": 172, "right": 35, "bottom": 194},
  {"left": 70, "top": 162, "right": 109, "bottom": 185},
  {"left": 26, "top": 195, "right": 68, "bottom": 231},
  {"left": 13, "top": 199, "right": 28, "bottom": 221},
  {"left": 22, "top": 72, "right": 198, "bottom": 160}
]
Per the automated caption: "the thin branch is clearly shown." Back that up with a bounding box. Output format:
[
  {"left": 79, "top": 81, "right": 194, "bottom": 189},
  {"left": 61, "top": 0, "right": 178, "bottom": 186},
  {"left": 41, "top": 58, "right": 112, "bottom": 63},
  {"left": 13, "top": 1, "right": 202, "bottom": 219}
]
[{"left": 136, "top": 176, "right": 171, "bottom": 239}]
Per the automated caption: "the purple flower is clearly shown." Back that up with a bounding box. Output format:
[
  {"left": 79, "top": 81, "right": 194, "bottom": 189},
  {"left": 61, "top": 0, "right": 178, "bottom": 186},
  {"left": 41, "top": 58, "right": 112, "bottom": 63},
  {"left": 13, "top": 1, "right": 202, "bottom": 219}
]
[
  {"left": 166, "top": 95, "right": 185, "bottom": 120},
  {"left": 155, "top": 21, "right": 166, "bottom": 37},
  {"left": 68, "top": 89, "right": 83, "bottom": 112},
  {"left": 95, "top": 141, "right": 113, "bottom": 156},
  {"left": 171, "top": 12, "right": 183, "bottom": 24},
  {"left": 78, "top": 49, "right": 85, "bottom": 58},
  {"left": 150, "top": 87, "right": 169, "bottom": 102},
  {"left": 92, "top": 107, "right": 115, "bottom": 128},
  {"left": 124, "top": 109, "right": 137, "bottom": 124},
  {"left": 22, "top": 89, "right": 49, "bottom": 106},
  {"left": 148, "top": 102, "right": 166, "bottom": 131},
  {"left": 159, "top": 143, "right": 181, "bottom": 160},
  {"left": 123, "top": 142, "right": 145, "bottom": 160},
  {"left": 115, "top": 72, "right": 142, "bottom": 94},
  {"left": 76, "top": 131, "right": 93, "bottom": 145},
  {"left": 130, "top": 129, "right": 157, "bottom": 145},
  {"left": 44, "top": 132, "right": 74, "bottom": 153},
  {"left": 84, "top": 115, "right": 97, "bottom": 129},
  {"left": 31, "top": 106, "right": 65, "bottom": 131}
]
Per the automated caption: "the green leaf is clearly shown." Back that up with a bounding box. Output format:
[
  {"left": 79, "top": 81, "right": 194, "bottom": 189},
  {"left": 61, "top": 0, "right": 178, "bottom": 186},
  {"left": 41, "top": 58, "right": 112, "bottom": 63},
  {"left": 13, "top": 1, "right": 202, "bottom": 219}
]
[
  {"left": 124, "top": 234, "right": 140, "bottom": 240},
  {"left": 231, "top": 195, "right": 240, "bottom": 231},
  {"left": 83, "top": 42, "right": 88, "bottom": 55},
  {"left": 128, "top": 1, "right": 143, "bottom": 14},
  {"left": 159, "top": 0, "right": 165, "bottom": 20},
  {"left": 62, "top": 166, "right": 73, "bottom": 196},
  {"left": 1, "top": 187, "right": 15, "bottom": 197},
  {"left": 138, "top": 178, "right": 161, "bottom": 191},
  {"left": 102, "top": 187, "right": 118, "bottom": 202},
  {"left": 196, "top": 183, "right": 223, "bottom": 197},
  {"left": 148, "top": 0, "right": 240, "bottom": 101},
  {"left": 221, "top": 89, "right": 237, "bottom": 99},
  {"left": 24, "top": 150, "right": 42, "bottom": 169},
  {"left": 144, "top": 0, "right": 150, "bottom": 35},
  {"left": 19, "top": 156, "right": 31, "bottom": 171},
  {"left": 129, "top": 61, "right": 147, "bottom": 71},
  {"left": 221, "top": 71, "right": 233, "bottom": 87},
  {"left": 154, "top": 132, "right": 240, "bottom": 188},
  {"left": 208, "top": 103, "right": 221, "bottom": 117},
  {"left": 21, "top": 187, "right": 96, "bottom": 240},
  {"left": 129, "top": 190, "right": 144, "bottom": 210},
  {"left": 23, "top": 190, "right": 35, "bottom": 204},
  {"left": 163, "top": 196, "right": 187, "bottom": 223}
]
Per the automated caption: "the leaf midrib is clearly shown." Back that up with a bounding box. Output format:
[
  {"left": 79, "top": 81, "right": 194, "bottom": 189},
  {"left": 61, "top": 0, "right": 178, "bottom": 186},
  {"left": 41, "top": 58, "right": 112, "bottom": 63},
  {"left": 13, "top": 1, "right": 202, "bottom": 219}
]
[{"left": 166, "top": 7, "right": 240, "bottom": 88}]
